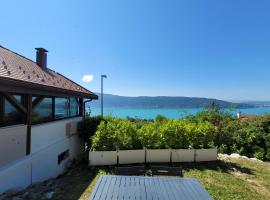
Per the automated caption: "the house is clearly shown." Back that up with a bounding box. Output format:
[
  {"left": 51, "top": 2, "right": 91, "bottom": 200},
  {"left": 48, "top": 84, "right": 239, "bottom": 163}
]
[
  {"left": 0, "top": 45, "right": 97, "bottom": 193},
  {"left": 237, "top": 112, "right": 258, "bottom": 120}
]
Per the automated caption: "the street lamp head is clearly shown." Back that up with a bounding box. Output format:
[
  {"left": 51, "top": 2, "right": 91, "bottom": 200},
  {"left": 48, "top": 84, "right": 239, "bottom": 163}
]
[{"left": 101, "top": 75, "right": 107, "bottom": 78}]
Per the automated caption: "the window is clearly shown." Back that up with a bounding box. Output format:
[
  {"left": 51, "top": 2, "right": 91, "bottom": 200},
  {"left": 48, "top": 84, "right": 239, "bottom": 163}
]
[
  {"left": 0, "top": 95, "right": 23, "bottom": 126},
  {"left": 0, "top": 93, "right": 82, "bottom": 127},
  {"left": 58, "top": 150, "right": 69, "bottom": 164},
  {"left": 55, "top": 97, "right": 79, "bottom": 119},
  {"left": 70, "top": 97, "right": 79, "bottom": 116},
  {"left": 55, "top": 98, "right": 69, "bottom": 119},
  {"left": 32, "top": 97, "right": 53, "bottom": 123}
]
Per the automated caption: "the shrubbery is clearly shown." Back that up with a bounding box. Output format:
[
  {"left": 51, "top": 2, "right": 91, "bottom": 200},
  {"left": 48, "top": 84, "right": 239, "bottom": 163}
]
[
  {"left": 82, "top": 109, "right": 270, "bottom": 160},
  {"left": 90, "top": 115, "right": 218, "bottom": 151}
]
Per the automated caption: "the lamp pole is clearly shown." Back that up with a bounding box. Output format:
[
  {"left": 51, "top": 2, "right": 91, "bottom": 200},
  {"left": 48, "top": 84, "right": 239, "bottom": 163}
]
[{"left": 101, "top": 75, "right": 107, "bottom": 118}]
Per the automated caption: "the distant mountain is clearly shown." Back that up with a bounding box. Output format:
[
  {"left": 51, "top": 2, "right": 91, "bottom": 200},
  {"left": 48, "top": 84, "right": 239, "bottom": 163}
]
[
  {"left": 241, "top": 101, "right": 270, "bottom": 107},
  {"left": 90, "top": 93, "right": 254, "bottom": 109}
]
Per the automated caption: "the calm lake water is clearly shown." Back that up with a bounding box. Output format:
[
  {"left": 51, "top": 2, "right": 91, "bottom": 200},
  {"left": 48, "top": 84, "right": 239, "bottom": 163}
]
[{"left": 89, "top": 107, "right": 270, "bottom": 119}]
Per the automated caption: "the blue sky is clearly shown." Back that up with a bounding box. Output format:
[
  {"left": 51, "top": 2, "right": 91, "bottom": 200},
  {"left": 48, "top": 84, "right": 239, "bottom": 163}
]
[{"left": 1, "top": 0, "right": 270, "bottom": 101}]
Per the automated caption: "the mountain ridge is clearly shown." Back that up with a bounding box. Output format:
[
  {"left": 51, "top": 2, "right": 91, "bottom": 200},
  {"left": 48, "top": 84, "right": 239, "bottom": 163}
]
[{"left": 90, "top": 93, "right": 254, "bottom": 109}]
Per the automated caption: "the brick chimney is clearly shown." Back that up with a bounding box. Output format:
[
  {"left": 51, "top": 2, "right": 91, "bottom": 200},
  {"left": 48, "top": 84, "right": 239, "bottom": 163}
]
[{"left": 35, "top": 48, "right": 48, "bottom": 70}]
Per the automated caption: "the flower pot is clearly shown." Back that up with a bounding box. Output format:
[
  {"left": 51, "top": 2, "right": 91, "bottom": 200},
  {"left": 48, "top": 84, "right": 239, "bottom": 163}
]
[
  {"left": 118, "top": 149, "right": 145, "bottom": 164},
  {"left": 89, "top": 151, "right": 117, "bottom": 166},
  {"left": 171, "top": 149, "right": 195, "bottom": 162},
  {"left": 146, "top": 149, "right": 171, "bottom": 163},
  {"left": 195, "top": 148, "right": 218, "bottom": 162}
]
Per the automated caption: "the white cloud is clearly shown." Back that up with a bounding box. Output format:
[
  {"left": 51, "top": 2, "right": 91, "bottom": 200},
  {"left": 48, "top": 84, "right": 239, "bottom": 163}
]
[{"left": 82, "top": 75, "right": 94, "bottom": 82}]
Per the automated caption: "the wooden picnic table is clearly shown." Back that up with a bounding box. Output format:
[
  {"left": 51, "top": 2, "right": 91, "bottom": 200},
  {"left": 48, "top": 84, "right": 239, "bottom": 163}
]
[{"left": 88, "top": 175, "right": 213, "bottom": 200}]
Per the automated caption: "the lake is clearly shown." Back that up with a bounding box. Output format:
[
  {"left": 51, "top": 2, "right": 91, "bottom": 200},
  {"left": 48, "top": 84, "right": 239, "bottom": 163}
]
[{"left": 89, "top": 107, "right": 270, "bottom": 119}]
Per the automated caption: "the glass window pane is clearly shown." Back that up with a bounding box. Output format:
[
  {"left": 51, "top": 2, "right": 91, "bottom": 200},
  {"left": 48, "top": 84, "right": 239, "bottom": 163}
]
[
  {"left": 32, "top": 97, "right": 53, "bottom": 122},
  {"left": 3, "top": 98, "right": 22, "bottom": 125},
  {"left": 55, "top": 98, "right": 69, "bottom": 119},
  {"left": 70, "top": 97, "right": 79, "bottom": 116}
]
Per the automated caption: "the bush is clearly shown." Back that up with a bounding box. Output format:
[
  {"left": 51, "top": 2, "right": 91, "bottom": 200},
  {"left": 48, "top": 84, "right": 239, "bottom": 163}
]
[
  {"left": 91, "top": 117, "right": 142, "bottom": 151},
  {"left": 90, "top": 116, "right": 218, "bottom": 150},
  {"left": 84, "top": 111, "right": 270, "bottom": 161}
]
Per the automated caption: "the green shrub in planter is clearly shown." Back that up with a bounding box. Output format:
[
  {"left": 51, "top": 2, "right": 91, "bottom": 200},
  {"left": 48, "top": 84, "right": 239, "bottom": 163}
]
[
  {"left": 160, "top": 120, "right": 190, "bottom": 149},
  {"left": 189, "top": 121, "right": 218, "bottom": 149},
  {"left": 91, "top": 118, "right": 142, "bottom": 151},
  {"left": 137, "top": 121, "right": 164, "bottom": 149}
]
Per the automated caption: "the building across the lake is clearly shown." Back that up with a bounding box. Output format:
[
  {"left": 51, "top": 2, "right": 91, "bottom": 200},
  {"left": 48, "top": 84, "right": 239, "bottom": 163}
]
[
  {"left": 237, "top": 112, "right": 258, "bottom": 120},
  {"left": 0, "top": 45, "right": 97, "bottom": 193}
]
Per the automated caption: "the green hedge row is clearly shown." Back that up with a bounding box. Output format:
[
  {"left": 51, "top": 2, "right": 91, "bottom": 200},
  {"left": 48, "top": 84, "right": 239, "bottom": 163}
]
[
  {"left": 89, "top": 116, "right": 217, "bottom": 151},
  {"left": 79, "top": 110, "right": 270, "bottom": 160}
]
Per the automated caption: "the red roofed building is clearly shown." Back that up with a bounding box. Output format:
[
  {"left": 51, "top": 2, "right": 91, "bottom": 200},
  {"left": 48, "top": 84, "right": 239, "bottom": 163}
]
[{"left": 0, "top": 45, "right": 97, "bottom": 193}]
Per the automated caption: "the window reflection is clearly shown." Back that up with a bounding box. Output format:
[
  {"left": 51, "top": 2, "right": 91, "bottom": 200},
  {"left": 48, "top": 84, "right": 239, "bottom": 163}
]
[
  {"left": 3, "top": 95, "right": 23, "bottom": 125},
  {"left": 70, "top": 97, "right": 79, "bottom": 116},
  {"left": 55, "top": 98, "right": 69, "bottom": 119},
  {"left": 32, "top": 97, "right": 53, "bottom": 122},
  {"left": 0, "top": 94, "right": 81, "bottom": 127}
]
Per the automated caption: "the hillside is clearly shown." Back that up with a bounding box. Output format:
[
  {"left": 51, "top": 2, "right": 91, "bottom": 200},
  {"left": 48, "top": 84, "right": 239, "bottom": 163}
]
[{"left": 90, "top": 93, "right": 253, "bottom": 108}]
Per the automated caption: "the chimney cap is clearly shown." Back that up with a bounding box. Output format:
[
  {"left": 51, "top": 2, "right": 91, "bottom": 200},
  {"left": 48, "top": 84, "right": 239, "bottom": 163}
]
[{"left": 35, "top": 48, "right": 48, "bottom": 53}]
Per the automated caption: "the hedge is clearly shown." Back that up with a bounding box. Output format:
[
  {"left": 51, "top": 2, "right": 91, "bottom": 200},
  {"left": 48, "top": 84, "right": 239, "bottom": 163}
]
[
  {"left": 90, "top": 116, "right": 217, "bottom": 151},
  {"left": 79, "top": 110, "right": 270, "bottom": 161}
]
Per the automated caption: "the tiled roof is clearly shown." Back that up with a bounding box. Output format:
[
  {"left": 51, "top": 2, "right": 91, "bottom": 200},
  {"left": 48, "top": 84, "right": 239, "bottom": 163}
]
[
  {"left": 238, "top": 113, "right": 258, "bottom": 120},
  {"left": 0, "top": 45, "right": 97, "bottom": 99}
]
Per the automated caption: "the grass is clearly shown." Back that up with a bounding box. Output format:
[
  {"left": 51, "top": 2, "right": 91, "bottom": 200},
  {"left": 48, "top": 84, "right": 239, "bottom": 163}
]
[{"left": 51, "top": 158, "right": 270, "bottom": 200}]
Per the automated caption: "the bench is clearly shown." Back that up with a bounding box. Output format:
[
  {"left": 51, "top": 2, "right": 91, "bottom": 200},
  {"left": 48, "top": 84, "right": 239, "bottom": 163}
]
[
  {"left": 151, "top": 166, "right": 182, "bottom": 176},
  {"left": 115, "top": 165, "right": 146, "bottom": 176}
]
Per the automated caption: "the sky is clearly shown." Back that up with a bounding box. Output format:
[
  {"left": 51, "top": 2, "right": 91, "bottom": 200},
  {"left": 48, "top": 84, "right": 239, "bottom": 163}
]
[{"left": 1, "top": 0, "right": 270, "bottom": 101}]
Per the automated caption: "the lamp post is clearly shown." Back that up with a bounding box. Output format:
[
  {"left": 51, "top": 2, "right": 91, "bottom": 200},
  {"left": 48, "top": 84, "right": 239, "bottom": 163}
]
[{"left": 101, "top": 74, "right": 107, "bottom": 118}]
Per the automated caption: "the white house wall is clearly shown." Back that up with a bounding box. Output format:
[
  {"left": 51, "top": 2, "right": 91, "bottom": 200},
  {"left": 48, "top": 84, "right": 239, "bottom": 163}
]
[
  {"left": 0, "top": 125, "right": 27, "bottom": 167},
  {"left": 31, "top": 117, "right": 82, "bottom": 153},
  {"left": 31, "top": 138, "right": 70, "bottom": 183},
  {"left": 0, "top": 157, "right": 31, "bottom": 193},
  {"left": 0, "top": 118, "right": 83, "bottom": 194}
]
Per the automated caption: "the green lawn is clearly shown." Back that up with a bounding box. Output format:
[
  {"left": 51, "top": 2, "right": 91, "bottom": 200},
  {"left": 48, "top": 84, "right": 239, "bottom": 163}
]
[{"left": 51, "top": 158, "right": 270, "bottom": 200}]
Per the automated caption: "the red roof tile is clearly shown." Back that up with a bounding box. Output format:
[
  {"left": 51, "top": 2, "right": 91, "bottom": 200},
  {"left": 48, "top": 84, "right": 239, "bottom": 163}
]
[{"left": 0, "top": 45, "right": 97, "bottom": 99}]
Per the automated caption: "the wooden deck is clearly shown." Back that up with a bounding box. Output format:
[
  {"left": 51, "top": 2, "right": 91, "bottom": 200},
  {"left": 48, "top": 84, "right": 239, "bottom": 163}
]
[{"left": 89, "top": 175, "right": 212, "bottom": 200}]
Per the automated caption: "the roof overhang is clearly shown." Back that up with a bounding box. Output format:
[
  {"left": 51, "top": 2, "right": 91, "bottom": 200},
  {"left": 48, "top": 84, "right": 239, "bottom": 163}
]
[{"left": 0, "top": 77, "right": 98, "bottom": 99}]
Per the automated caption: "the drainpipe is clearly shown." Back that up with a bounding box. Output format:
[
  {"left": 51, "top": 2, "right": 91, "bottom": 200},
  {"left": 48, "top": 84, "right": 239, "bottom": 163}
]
[
  {"left": 83, "top": 99, "right": 92, "bottom": 151},
  {"left": 83, "top": 99, "right": 92, "bottom": 121}
]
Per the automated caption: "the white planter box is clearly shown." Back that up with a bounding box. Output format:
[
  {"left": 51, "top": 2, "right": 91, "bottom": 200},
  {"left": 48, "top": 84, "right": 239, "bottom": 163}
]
[
  {"left": 146, "top": 149, "right": 171, "bottom": 163},
  {"left": 118, "top": 150, "right": 145, "bottom": 164},
  {"left": 171, "top": 149, "right": 195, "bottom": 162},
  {"left": 89, "top": 151, "right": 117, "bottom": 166},
  {"left": 195, "top": 148, "right": 218, "bottom": 162}
]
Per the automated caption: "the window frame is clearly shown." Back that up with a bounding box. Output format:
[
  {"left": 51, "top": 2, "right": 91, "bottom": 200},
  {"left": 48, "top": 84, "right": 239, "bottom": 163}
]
[
  {"left": 31, "top": 96, "right": 82, "bottom": 125},
  {"left": 0, "top": 93, "right": 24, "bottom": 127},
  {"left": 0, "top": 93, "right": 84, "bottom": 128}
]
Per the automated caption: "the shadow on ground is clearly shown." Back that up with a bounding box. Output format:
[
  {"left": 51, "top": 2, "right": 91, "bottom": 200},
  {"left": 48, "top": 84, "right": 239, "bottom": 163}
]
[
  {"left": 181, "top": 160, "right": 254, "bottom": 175},
  {"left": 51, "top": 164, "right": 114, "bottom": 200}
]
